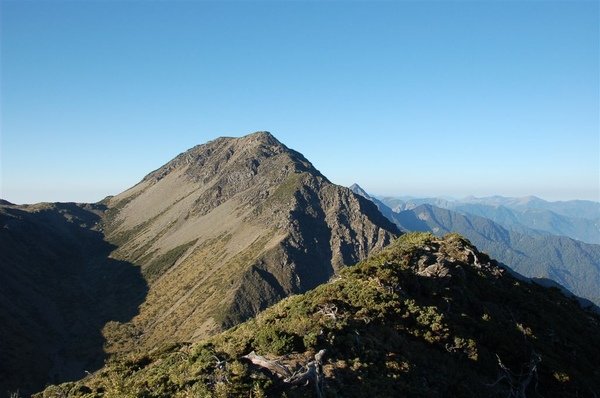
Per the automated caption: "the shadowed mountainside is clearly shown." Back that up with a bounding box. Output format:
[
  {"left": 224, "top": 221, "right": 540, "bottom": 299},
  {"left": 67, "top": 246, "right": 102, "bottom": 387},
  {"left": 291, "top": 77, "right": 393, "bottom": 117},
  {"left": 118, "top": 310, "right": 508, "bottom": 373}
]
[{"left": 0, "top": 202, "right": 148, "bottom": 397}]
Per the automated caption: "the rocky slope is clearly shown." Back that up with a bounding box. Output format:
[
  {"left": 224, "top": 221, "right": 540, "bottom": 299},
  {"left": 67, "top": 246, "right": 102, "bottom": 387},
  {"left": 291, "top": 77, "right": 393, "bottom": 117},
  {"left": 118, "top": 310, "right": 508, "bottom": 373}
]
[
  {"left": 37, "top": 233, "right": 600, "bottom": 398},
  {"left": 0, "top": 132, "right": 398, "bottom": 397},
  {"left": 100, "top": 132, "right": 398, "bottom": 346}
]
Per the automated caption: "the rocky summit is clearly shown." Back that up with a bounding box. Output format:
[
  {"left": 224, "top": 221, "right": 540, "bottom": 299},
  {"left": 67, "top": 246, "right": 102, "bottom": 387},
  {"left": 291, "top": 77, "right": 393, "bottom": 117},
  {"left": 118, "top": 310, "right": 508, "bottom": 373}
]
[{"left": 0, "top": 131, "right": 398, "bottom": 396}]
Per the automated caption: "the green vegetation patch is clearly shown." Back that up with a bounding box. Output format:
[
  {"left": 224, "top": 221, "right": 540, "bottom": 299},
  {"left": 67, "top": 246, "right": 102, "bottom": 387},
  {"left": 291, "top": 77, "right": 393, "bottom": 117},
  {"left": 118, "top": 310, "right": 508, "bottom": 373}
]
[
  {"left": 143, "top": 240, "right": 197, "bottom": 282},
  {"left": 37, "top": 233, "right": 600, "bottom": 398},
  {"left": 266, "top": 172, "right": 305, "bottom": 205}
]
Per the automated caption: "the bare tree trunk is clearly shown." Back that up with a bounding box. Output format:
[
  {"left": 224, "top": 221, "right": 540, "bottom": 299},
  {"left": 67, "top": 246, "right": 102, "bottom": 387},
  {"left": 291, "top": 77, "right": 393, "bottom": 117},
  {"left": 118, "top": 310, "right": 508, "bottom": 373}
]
[
  {"left": 242, "top": 351, "right": 292, "bottom": 379},
  {"left": 243, "top": 349, "right": 327, "bottom": 397}
]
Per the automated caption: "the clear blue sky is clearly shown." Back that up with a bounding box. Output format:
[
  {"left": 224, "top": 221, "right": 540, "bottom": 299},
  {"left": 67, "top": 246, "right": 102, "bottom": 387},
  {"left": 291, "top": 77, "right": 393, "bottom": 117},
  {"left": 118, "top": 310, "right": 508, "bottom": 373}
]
[{"left": 1, "top": 1, "right": 598, "bottom": 204}]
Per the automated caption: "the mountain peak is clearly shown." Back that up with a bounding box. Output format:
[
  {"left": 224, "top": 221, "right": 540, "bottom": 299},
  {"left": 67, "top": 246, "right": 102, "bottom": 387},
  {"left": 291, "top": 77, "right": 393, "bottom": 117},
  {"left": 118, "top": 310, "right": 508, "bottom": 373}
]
[
  {"left": 142, "top": 131, "right": 319, "bottom": 184},
  {"left": 228, "top": 130, "right": 282, "bottom": 148},
  {"left": 99, "top": 131, "right": 397, "bottom": 344},
  {"left": 246, "top": 130, "right": 276, "bottom": 140},
  {"left": 349, "top": 183, "right": 371, "bottom": 200}
]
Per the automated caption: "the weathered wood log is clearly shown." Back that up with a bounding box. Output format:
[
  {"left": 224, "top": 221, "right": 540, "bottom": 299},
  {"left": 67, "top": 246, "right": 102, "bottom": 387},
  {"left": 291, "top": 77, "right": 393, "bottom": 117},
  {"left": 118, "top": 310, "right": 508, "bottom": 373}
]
[
  {"left": 242, "top": 349, "right": 327, "bottom": 397},
  {"left": 314, "top": 349, "right": 326, "bottom": 364},
  {"left": 242, "top": 351, "right": 292, "bottom": 378},
  {"left": 284, "top": 362, "right": 317, "bottom": 385}
]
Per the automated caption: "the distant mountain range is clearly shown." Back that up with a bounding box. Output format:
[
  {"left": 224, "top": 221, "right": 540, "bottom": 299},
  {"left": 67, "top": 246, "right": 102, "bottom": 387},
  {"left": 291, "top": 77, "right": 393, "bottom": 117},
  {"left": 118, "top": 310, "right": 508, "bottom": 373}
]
[
  {"left": 379, "top": 194, "right": 600, "bottom": 244},
  {"left": 351, "top": 185, "right": 600, "bottom": 307}
]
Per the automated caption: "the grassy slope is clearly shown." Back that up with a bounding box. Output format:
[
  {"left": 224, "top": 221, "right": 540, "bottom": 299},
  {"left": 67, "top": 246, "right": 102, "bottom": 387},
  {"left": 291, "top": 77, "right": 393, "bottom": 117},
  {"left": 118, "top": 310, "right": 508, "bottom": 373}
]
[{"left": 38, "top": 233, "right": 600, "bottom": 398}]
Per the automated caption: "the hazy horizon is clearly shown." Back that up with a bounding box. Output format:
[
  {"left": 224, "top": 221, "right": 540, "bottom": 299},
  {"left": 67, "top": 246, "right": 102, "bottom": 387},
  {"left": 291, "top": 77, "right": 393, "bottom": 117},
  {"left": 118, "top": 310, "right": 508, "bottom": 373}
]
[
  {"left": 2, "top": 152, "right": 598, "bottom": 205},
  {"left": 2, "top": 2, "right": 598, "bottom": 204}
]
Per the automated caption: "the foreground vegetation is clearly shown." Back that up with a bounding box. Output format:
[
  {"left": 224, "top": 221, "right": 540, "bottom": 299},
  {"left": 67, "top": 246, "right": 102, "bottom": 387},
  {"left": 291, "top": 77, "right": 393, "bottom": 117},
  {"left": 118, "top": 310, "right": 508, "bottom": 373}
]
[{"left": 38, "top": 233, "right": 600, "bottom": 397}]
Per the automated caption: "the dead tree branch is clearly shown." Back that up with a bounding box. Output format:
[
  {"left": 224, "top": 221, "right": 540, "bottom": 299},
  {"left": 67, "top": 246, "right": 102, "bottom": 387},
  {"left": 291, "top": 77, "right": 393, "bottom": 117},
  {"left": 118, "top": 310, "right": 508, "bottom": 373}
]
[
  {"left": 243, "top": 349, "right": 327, "bottom": 397},
  {"left": 242, "top": 351, "right": 292, "bottom": 379},
  {"left": 485, "top": 351, "right": 542, "bottom": 398},
  {"left": 317, "top": 304, "right": 338, "bottom": 320}
]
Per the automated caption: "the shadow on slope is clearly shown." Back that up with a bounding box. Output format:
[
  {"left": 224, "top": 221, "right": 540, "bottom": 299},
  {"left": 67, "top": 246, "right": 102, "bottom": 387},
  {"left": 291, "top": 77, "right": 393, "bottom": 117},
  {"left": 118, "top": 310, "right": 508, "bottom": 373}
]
[
  {"left": 43, "top": 233, "right": 600, "bottom": 397},
  {"left": 220, "top": 185, "right": 336, "bottom": 328},
  {"left": 0, "top": 203, "right": 148, "bottom": 397},
  {"left": 530, "top": 277, "right": 600, "bottom": 313}
]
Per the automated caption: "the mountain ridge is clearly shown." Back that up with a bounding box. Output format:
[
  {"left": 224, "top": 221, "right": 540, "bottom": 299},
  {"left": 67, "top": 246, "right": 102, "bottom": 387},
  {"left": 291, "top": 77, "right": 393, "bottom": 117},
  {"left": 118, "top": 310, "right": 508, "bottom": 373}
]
[
  {"left": 0, "top": 132, "right": 398, "bottom": 397},
  {"left": 100, "top": 132, "right": 398, "bottom": 340}
]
